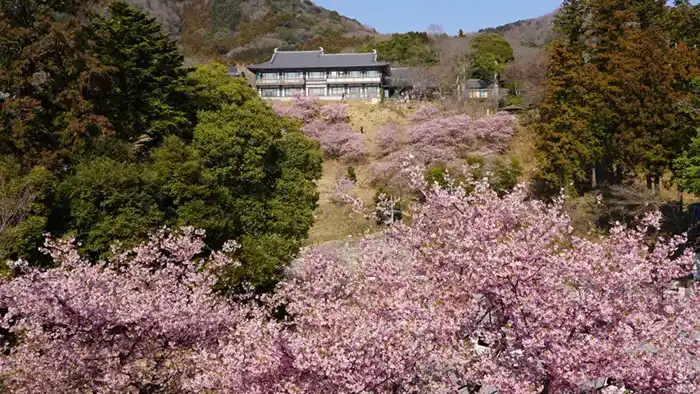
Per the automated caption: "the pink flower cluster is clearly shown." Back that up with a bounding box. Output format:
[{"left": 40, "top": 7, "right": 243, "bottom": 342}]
[
  {"left": 301, "top": 121, "right": 367, "bottom": 162},
  {"left": 272, "top": 95, "right": 321, "bottom": 123},
  {"left": 2, "top": 177, "right": 698, "bottom": 393},
  {"left": 408, "top": 104, "right": 442, "bottom": 122},
  {"left": 370, "top": 113, "right": 517, "bottom": 186},
  {"left": 274, "top": 100, "right": 366, "bottom": 163},
  {"left": 320, "top": 104, "right": 349, "bottom": 124},
  {"left": 375, "top": 124, "right": 403, "bottom": 157}
]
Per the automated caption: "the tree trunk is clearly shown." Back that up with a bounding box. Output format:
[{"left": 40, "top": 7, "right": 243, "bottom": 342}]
[
  {"left": 654, "top": 176, "right": 660, "bottom": 194},
  {"left": 646, "top": 175, "right": 653, "bottom": 190},
  {"left": 591, "top": 167, "right": 598, "bottom": 189}
]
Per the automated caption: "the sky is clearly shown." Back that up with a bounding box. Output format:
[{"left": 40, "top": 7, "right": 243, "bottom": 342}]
[{"left": 314, "top": 0, "right": 566, "bottom": 35}]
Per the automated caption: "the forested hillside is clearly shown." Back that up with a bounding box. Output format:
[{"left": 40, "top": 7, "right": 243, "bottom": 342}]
[
  {"left": 479, "top": 13, "right": 557, "bottom": 48},
  {"left": 122, "top": 0, "right": 376, "bottom": 61}
]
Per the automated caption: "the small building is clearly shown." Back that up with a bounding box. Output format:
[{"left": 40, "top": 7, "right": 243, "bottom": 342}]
[
  {"left": 387, "top": 67, "right": 439, "bottom": 100},
  {"left": 463, "top": 79, "right": 498, "bottom": 100},
  {"left": 247, "top": 48, "right": 390, "bottom": 103},
  {"left": 227, "top": 66, "right": 244, "bottom": 78}
]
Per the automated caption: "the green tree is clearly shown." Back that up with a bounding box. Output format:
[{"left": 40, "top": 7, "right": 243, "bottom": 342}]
[
  {"left": 469, "top": 33, "right": 514, "bottom": 80},
  {"left": 361, "top": 32, "right": 438, "bottom": 66},
  {"left": 0, "top": 0, "right": 324, "bottom": 292},
  {"left": 673, "top": 129, "right": 700, "bottom": 194},
  {"left": 89, "top": 1, "right": 193, "bottom": 149}
]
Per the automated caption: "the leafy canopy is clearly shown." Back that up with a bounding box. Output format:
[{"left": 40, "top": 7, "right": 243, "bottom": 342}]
[{"left": 0, "top": 2, "right": 323, "bottom": 291}]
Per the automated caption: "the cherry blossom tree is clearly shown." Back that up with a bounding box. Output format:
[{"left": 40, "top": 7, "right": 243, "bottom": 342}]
[
  {"left": 320, "top": 103, "right": 349, "bottom": 124},
  {"left": 2, "top": 174, "right": 698, "bottom": 394},
  {"left": 0, "top": 228, "right": 282, "bottom": 394},
  {"left": 371, "top": 113, "right": 517, "bottom": 186},
  {"left": 375, "top": 124, "right": 404, "bottom": 157},
  {"left": 408, "top": 104, "right": 442, "bottom": 122},
  {"left": 272, "top": 95, "right": 321, "bottom": 123}
]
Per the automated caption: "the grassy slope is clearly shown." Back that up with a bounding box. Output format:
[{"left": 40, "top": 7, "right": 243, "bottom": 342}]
[{"left": 306, "top": 102, "right": 410, "bottom": 245}]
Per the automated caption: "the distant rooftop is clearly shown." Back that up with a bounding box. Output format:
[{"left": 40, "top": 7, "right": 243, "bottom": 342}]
[
  {"left": 227, "top": 66, "right": 244, "bottom": 77},
  {"left": 248, "top": 48, "right": 390, "bottom": 70},
  {"left": 465, "top": 79, "right": 493, "bottom": 89}
]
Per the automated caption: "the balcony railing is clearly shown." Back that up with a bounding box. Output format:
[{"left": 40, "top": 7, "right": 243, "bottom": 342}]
[
  {"left": 327, "top": 76, "right": 382, "bottom": 84},
  {"left": 256, "top": 78, "right": 304, "bottom": 85}
]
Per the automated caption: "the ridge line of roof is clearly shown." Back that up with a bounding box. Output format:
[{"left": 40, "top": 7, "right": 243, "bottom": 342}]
[
  {"left": 275, "top": 50, "right": 323, "bottom": 53},
  {"left": 319, "top": 53, "right": 373, "bottom": 56}
]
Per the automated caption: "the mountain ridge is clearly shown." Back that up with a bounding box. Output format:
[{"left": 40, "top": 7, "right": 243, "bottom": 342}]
[{"left": 122, "top": 0, "right": 377, "bottom": 62}]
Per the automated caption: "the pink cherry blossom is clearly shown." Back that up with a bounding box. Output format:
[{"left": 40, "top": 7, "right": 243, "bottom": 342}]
[
  {"left": 320, "top": 104, "right": 349, "bottom": 124},
  {"left": 408, "top": 104, "right": 442, "bottom": 122}
]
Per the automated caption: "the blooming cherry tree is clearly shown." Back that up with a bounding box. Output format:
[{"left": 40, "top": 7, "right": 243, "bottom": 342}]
[{"left": 1, "top": 175, "right": 698, "bottom": 394}]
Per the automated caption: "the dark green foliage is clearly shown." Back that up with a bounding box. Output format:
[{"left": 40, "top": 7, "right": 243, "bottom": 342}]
[
  {"left": 0, "top": 2, "right": 323, "bottom": 292},
  {"left": 360, "top": 32, "right": 438, "bottom": 66},
  {"left": 470, "top": 33, "right": 515, "bottom": 80},
  {"left": 89, "top": 1, "right": 193, "bottom": 148},
  {"left": 0, "top": 0, "right": 111, "bottom": 171},
  {"left": 673, "top": 128, "right": 700, "bottom": 194},
  {"left": 347, "top": 166, "right": 357, "bottom": 183},
  {"left": 0, "top": 158, "right": 54, "bottom": 264},
  {"left": 59, "top": 158, "right": 164, "bottom": 258},
  {"left": 536, "top": 0, "right": 699, "bottom": 196},
  {"left": 490, "top": 158, "right": 523, "bottom": 195}
]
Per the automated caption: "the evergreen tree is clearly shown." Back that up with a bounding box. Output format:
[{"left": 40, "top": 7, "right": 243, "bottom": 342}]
[
  {"left": 537, "top": 0, "right": 699, "bottom": 194},
  {"left": 88, "top": 1, "right": 193, "bottom": 149},
  {"left": 0, "top": 0, "right": 111, "bottom": 171},
  {"left": 469, "top": 33, "right": 514, "bottom": 80}
]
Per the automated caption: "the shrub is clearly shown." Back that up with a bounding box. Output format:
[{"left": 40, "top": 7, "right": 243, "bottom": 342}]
[
  {"left": 373, "top": 188, "right": 403, "bottom": 224},
  {"left": 347, "top": 166, "right": 357, "bottom": 183}
]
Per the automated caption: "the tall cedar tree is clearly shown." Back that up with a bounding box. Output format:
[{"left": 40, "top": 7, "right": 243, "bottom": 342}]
[
  {"left": 0, "top": 0, "right": 111, "bottom": 172},
  {"left": 537, "top": 0, "right": 606, "bottom": 193},
  {"left": 537, "top": 0, "right": 699, "bottom": 194},
  {"left": 88, "top": 1, "right": 194, "bottom": 150}
]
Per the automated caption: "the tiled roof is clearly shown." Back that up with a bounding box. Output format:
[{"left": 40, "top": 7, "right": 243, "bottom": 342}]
[
  {"left": 465, "top": 79, "right": 493, "bottom": 89},
  {"left": 248, "top": 48, "right": 390, "bottom": 70}
]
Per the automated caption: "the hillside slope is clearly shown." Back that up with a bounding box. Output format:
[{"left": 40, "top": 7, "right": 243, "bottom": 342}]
[
  {"left": 478, "top": 13, "right": 556, "bottom": 47},
  {"left": 123, "top": 0, "right": 377, "bottom": 62}
]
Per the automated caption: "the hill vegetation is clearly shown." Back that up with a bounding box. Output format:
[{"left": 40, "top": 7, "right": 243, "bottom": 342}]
[
  {"left": 478, "top": 13, "right": 557, "bottom": 48},
  {"left": 123, "top": 0, "right": 377, "bottom": 62}
]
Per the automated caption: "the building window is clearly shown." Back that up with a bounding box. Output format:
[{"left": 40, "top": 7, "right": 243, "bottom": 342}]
[
  {"left": 308, "top": 87, "right": 325, "bottom": 97},
  {"left": 329, "top": 86, "right": 344, "bottom": 96},
  {"left": 348, "top": 70, "right": 362, "bottom": 78},
  {"left": 261, "top": 89, "right": 278, "bottom": 97},
  {"left": 468, "top": 90, "right": 489, "bottom": 99},
  {"left": 308, "top": 71, "right": 326, "bottom": 80},
  {"left": 260, "top": 72, "right": 278, "bottom": 80},
  {"left": 348, "top": 86, "right": 362, "bottom": 95},
  {"left": 366, "top": 70, "right": 380, "bottom": 77},
  {"left": 283, "top": 72, "right": 301, "bottom": 79},
  {"left": 284, "top": 87, "right": 304, "bottom": 97},
  {"left": 365, "top": 86, "right": 379, "bottom": 96},
  {"left": 330, "top": 71, "right": 347, "bottom": 78}
]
